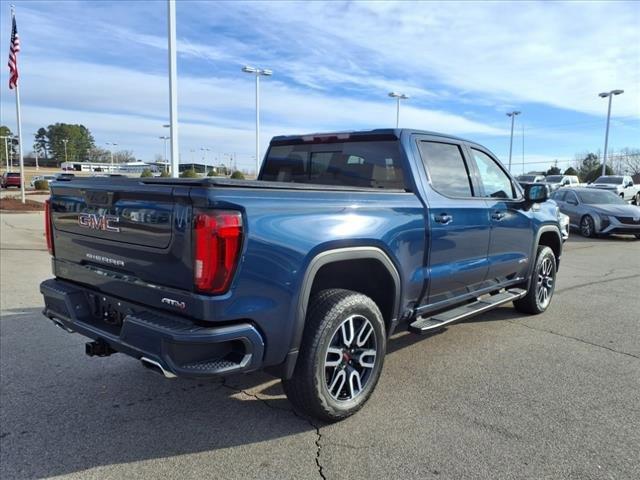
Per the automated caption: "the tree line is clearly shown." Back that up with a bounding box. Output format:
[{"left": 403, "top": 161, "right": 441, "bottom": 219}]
[
  {"left": 1, "top": 123, "right": 136, "bottom": 166},
  {"left": 540, "top": 149, "right": 640, "bottom": 182}
]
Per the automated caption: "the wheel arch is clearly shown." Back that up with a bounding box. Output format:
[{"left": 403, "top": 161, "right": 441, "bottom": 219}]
[
  {"left": 281, "top": 247, "right": 401, "bottom": 379},
  {"left": 525, "top": 225, "right": 562, "bottom": 290}
]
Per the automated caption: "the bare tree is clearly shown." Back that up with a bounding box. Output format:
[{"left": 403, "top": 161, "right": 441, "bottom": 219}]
[{"left": 113, "top": 150, "right": 136, "bottom": 163}]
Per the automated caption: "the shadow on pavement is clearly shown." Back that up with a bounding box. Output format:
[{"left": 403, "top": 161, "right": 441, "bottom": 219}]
[{"left": 1, "top": 307, "right": 463, "bottom": 479}]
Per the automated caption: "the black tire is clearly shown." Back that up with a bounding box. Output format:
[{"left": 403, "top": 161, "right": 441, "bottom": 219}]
[
  {"left": 635, "top": 234, "right": 640, "bottom": 240},
  {"left": 282, "top": 288, "right": 386, "bottom": 422},
  {"left": 580, "top": 215, "right": 596, "bottom": 238},
  {"left": 634, "top": 194, "right": 640, "bottom": 206},
  {"left": 514, "top": 246, "right": 557, "bottom": 315}
]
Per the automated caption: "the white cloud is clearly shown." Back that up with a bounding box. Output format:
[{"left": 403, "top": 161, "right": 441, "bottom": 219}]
[
  {"left": 193, "top": 1, "right": 640, "bottom": 117},
  {"left": 1, "top": 56, "right": 505, "bottom": 162}
]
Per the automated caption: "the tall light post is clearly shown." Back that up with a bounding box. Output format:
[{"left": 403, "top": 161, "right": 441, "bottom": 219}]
[
  {"left": 506, "top": 111, "right": 521, "bottom": 172},
  {"left": 32, "top": 133, "right": 40, "bottom": 171},
  {"left": 0, "top": 136, "right": 10, "bottom": 172},
  {"left": 62, "top": 138, "right": 69, "bottom": 163},
  {"left": 33, "top": 143, "right": 39, "bottom": 171},
  {"left": 200, "top": 147, "right": 210, "bottom": 162},
  {"left": 106, "top": 142, "right": 118, "bottom": 171},
  {"left": 159, "top": 136, "right": 170, "bottom": 172},
  {"left": 598, "top": 89, "right": 624, "bottom": 176},
  {"left": 388, "top": 92, "right": 409, "bottom": 128},
  {"left": 242, "top": 65, "right": 272, "bottom": 176}
]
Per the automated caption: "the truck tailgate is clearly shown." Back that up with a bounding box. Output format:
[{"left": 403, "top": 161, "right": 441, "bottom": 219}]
[{"left": 50, "top": 179, "right": 193, "bottom": 291}]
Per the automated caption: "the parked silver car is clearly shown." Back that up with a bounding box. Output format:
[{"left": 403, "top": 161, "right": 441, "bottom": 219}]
[{"left": 552, "top": 187, "right": 640, "bottom": 239}]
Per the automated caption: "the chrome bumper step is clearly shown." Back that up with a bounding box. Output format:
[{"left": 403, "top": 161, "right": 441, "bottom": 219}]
[{"left": 409, "top": 288, "right": 527, "bottom": 334}]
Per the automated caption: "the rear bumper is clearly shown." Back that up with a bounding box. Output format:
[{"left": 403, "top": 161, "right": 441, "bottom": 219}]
[{"left": 40, "top": 278, "right": 265, "bottom": 378}]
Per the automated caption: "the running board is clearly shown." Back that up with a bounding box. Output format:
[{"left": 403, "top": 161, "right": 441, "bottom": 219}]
[{"left": 409, "top": 288, "right": 527, "bottom": 334}]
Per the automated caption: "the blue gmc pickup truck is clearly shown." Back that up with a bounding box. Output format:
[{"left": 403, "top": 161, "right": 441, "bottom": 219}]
[{"left": 40, "top": 129, "right": 566, "bottom": 421}]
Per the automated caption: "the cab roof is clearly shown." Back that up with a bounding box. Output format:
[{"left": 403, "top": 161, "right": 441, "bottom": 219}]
[{"left": 270, "top": 128, "right": 470, "bottom": 145}]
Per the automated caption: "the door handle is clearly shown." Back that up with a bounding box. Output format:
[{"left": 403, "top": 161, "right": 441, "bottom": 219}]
[
  {"left": 491, "top": 211, "right": 506, "bottom": 221},
  {"left": 434, "top": 213, "right": 453, "bottom": 224}
]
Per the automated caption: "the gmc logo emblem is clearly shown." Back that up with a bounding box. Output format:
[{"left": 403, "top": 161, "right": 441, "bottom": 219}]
[{"left": 78, "top": 213, "right": 120, "bottom": 232}]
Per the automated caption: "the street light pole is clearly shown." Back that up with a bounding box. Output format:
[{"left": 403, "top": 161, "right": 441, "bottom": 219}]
[
  {"left": 388, "top": 92, "right": 409, "bottom": 128},
  {"left": 242, "top": 66, "right": 272, "bottom": 177},
  {"left": 62, "top": 138, "right": 69, "bottom": 163},
  {"left": 598, "top": 89, "right": 624, "bottom": 177},
  {"left": 106, "top": 142, "right": 118, "bottom": 171},
  {"left": 159, "top": 136, "right": 170, "bottom": 172},
  {"left": 0, "top": 136, "right": 9, "bottom": 172},
  {"left": 506, "top": 111, "right": 521, "bottom": 172}
]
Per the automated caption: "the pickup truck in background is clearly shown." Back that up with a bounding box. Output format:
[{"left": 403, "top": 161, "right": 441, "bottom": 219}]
[
  {"left": 587, "top": 175, "right": 640, "bottom": 204},
  {"left": 40, "top": 129, "right": 565, "bottom": 421},
  {"left": 543, "top": 174, "right": 580, "bottom": 191}
]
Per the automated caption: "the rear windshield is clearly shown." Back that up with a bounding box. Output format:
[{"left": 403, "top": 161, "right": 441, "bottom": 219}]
[
  {"left": 6, "top": 173, "right": 20, "bottom": 177},
  {"left": 261, "top": 141, "right": 407, "bottom": 189}
]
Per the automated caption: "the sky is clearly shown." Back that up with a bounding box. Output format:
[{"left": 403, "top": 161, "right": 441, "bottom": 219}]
[{"left": 0, "top": 0, "right": 639, "bottom": 173}]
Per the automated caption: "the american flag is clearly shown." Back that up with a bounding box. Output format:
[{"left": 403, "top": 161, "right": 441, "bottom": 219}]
[{"left": 8, "top": 13, "right": 20, "bottom": 90}]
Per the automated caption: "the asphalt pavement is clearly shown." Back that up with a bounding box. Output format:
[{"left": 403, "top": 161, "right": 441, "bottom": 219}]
[{"left": 1, "top": 212, "right": 639, "bottom": 480}]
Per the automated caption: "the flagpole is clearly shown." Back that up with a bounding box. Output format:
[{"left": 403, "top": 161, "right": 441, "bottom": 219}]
[{"left": 11, "top": 6, "right": 25, "bottom": 203}]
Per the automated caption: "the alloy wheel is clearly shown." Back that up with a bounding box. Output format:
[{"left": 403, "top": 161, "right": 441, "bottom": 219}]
[
  {"left": 323, "top": 314, "right": 377, "bottom": 402},
  {"left": 580, "top": 217, "right": 593, "bottom": 237},
  {"left": 536, "top": 256, "right": 555, "bottom": 309}
]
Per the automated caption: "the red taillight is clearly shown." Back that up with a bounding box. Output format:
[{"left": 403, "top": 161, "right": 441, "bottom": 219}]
[
  {"left": 44, "top": 199, "right": 54, "bottom": 255},
  {"left": 193, "top": 210, "right": 243, "bottom": 294}
]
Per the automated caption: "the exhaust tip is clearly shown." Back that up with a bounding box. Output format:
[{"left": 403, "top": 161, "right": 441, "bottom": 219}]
[{"left": 140, "top": 357, "right": 177, "bottom": 379}]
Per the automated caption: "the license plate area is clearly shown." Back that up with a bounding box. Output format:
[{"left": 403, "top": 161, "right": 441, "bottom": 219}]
[{"left": 87, "top": 292, "right": 133, "bottom": 333}]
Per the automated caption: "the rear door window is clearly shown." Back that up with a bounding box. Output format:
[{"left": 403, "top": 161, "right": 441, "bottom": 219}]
[{"left": 417, "top": 141, "right": 474, "bottom": 197}]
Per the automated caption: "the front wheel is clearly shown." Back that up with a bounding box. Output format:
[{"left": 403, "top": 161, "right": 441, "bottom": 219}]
[
  {"left": 514, "top": 246, "right": 557, "bottom": 314},
  {"left": 282, "top": 289, "right": 386, "bottom": 422},
  {"left": 580, "top": 215, "right": 596, "bottom": 238}
]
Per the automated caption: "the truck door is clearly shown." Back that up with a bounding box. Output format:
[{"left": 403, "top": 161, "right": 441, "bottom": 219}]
[
  {"left": 466, "top": 147, "right": 534, "bottom": 287},
  {"left": 415, "top": 137, "right": 491, "bottom": 305}
]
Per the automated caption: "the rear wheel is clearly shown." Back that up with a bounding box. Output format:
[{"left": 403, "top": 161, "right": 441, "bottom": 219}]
[
  {"left": 634, "top": 193, "right": 640, "bottom": 206},
  {"left": 514, "top": 246, "right": 557, "bottom": 314},
  {"left": 282, "top": 289, "right": 386, "bottom": 422},
  {"left": 580, "top": 215, "right": 596, "bottom": 238}
]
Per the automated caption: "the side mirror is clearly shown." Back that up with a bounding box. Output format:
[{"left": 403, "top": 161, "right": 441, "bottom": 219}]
[
  {"left": 524, "top": 183, "right": 549, "bottom": 203},
  {"left": 567, "top": 199, "right": 578, "bottom": 206}
]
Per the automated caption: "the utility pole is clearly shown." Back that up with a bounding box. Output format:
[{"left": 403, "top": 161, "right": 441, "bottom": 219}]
[
  {"left": 506, "top": 111, "right": 521, "bottom": 172},
  {"left": 598, "top": 90, "right": 624, "bottom": 177},
  {"left": 521, "top": 124, "right": 525, "bottom": 175},
  {"left": 388, "top": 92, "right": 409, "bottom": 128}
]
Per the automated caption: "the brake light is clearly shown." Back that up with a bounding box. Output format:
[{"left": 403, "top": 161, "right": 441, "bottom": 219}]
[
  {"left": 44, "top": 199, "right": 54, "bottom": 255},
  {"left": 193, "top": 210, "right": 243, "bottom": 294}
]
